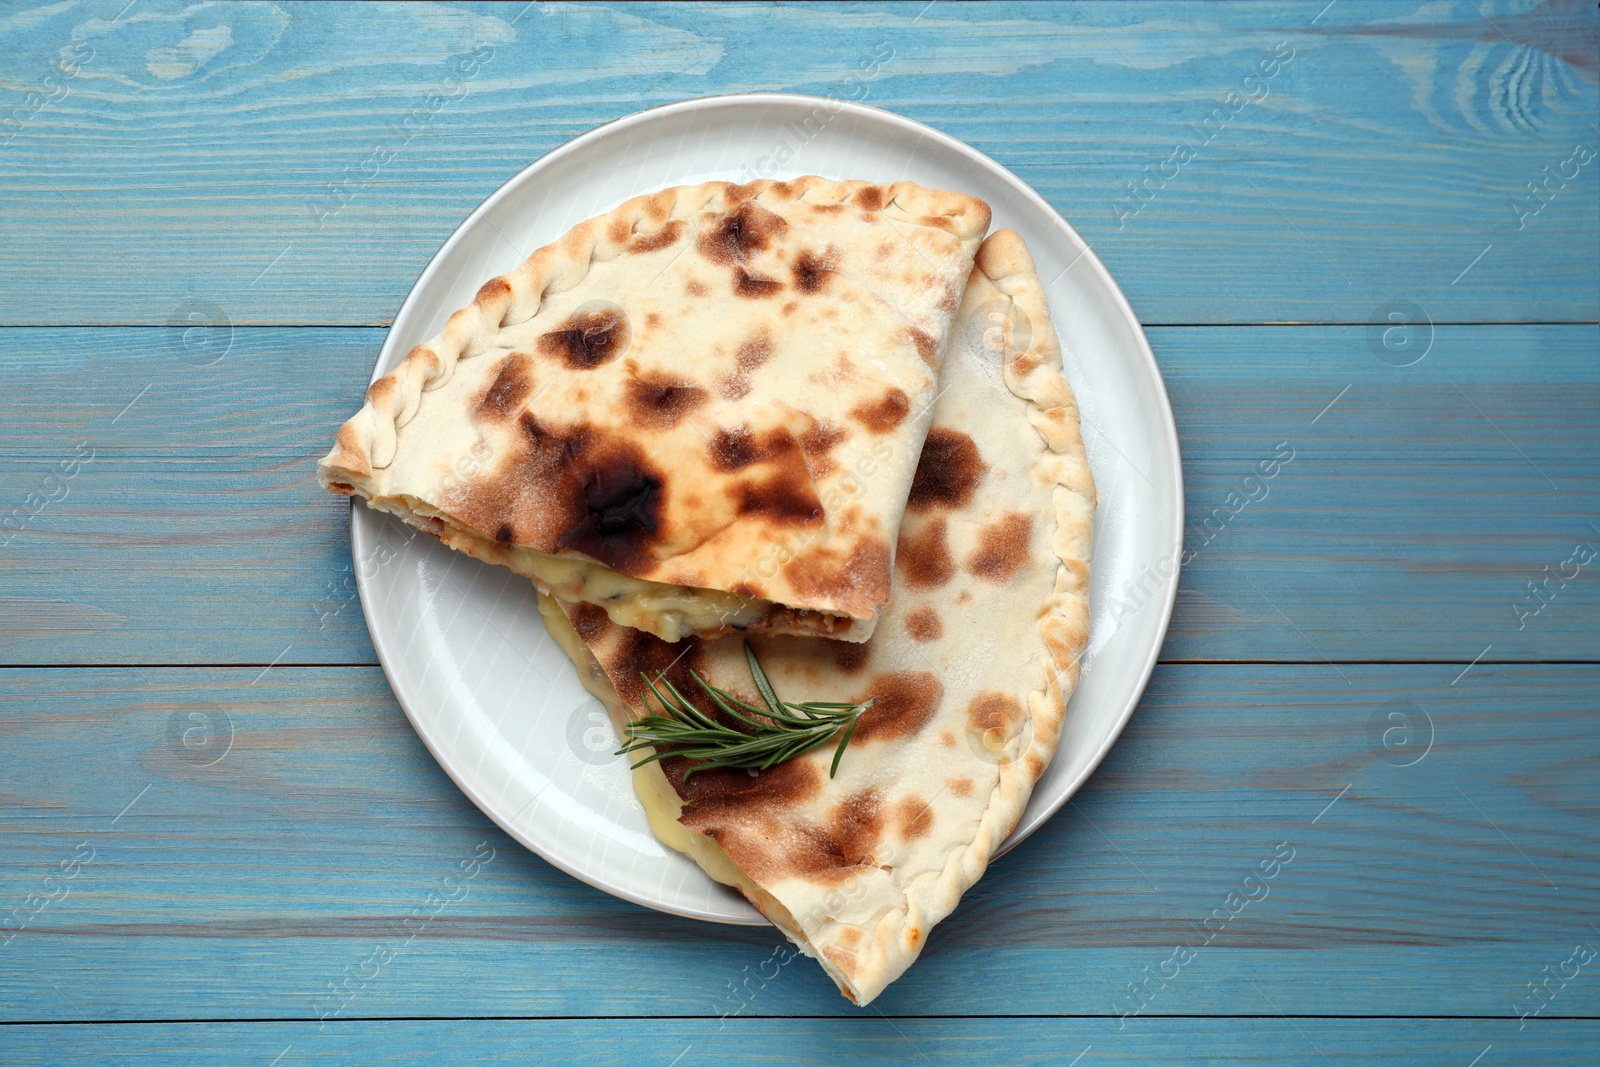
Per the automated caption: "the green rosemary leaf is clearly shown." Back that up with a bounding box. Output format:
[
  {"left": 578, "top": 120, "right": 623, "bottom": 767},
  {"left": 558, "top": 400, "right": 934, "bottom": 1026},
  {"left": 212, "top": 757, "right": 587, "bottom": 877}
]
[
  {"left": 744, "top": 641, "right": 784, "bottom": 718},
  {"left": 616, "top": 640, "right": 874, "bottom": 780},
  {"left": 830, "top": 714, "right": 861, "bottom": 779},
  {"left": 691, "top": 672, "right": 770, "bottom": 731},
  {"left": 658, "top": 676, "right": 721, "bottom": 732}
]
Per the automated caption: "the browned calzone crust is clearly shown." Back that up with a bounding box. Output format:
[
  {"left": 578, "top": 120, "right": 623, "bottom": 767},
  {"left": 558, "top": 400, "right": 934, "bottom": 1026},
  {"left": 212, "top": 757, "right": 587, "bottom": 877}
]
[
  {"left": 543, "top": 230, "right": 1096, "bottom": 1005},
  {"left": 319, "top": 178, "right": 991, "bottom": 642}
]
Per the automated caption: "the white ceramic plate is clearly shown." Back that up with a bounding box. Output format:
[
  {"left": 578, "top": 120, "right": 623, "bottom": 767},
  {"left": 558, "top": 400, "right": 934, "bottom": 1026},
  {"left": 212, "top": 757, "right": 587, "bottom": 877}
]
[{"left": 350, "top": 94, "right": 1182, "bottom": 924}]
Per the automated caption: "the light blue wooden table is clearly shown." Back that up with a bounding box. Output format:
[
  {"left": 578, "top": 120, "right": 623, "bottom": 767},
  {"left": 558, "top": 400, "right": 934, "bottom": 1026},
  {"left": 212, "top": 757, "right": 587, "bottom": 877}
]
[{"left": 2, "top": 2, "right": 1596, "bottom": 1063}]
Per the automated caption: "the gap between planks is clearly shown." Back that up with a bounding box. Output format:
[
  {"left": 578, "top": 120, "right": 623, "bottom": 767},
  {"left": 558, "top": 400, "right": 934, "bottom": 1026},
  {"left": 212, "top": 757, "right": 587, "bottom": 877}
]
[{"left": 4, "top": 1014, "right": 1600, "bottom": 1027}]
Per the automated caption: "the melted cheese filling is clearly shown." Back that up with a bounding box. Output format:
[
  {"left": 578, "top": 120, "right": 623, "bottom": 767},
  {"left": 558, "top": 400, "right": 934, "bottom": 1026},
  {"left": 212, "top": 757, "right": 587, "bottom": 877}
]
[
  {"left": 364, "top": 493, "right": 775, "bottom": 641},
  {"left": 500, "top": 543, "right": 767, "bottom": 641}
]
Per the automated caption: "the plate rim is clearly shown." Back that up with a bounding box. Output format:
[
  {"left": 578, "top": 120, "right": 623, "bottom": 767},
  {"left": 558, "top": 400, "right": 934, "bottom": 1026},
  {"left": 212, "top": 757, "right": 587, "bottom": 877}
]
[{"left": 349, "top": 91, "right": 1183, "bottom": 923}]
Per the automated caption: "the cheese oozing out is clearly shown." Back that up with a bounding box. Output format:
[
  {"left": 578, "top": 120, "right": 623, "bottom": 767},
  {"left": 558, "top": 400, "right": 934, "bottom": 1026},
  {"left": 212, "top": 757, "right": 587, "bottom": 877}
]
[{"left": 358, "top": 492, "right": 860, "bottom": 643}]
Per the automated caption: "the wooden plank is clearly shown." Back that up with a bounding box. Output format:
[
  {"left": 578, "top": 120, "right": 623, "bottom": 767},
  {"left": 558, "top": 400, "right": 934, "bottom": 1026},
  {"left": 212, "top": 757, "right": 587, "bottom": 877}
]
[
  {"left": 1, "top": 324, "right": 1593, "bottom": 665},
  {"left": 0, "top": 2, "right": 1594, "bottom": 326},
  {"left": 1, "top": 664, "right": 1595, "bottom": 1021},
  {"left": 1157, "top": 322, "right": 1600, "bottom": 662},
  {"left": 0, "top": 1018, "right": 1595, "bottom": 1066}
]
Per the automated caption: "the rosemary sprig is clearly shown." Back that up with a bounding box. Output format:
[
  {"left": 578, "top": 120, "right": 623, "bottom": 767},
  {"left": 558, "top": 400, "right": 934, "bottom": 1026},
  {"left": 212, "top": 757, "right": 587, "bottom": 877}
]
[{"left": 615, "top": 641, "right": 872, "bottom": 781}]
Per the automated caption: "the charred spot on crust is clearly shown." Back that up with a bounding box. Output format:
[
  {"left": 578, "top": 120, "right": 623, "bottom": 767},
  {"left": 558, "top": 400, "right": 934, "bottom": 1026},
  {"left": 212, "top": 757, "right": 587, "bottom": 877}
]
[
  {"left": 948, "top": 776, "right": 973, "bottom": 798},
  {"left": 718, "top": 333, "right": 774, "bottom": 401},
  {"left": 828, "top": 789, "right": 886, "bottom": 866},
  {"left": 609, "top": 625, "right": 703, "bottom": 708},
  {"left": 907, "top": 428, "right": 986, "bottom": 512},
  {"left": 570, "top": 601, "right": 612, "bottom": 643},
  {"left": 443, "top": 412, "right": 673, "bottom": 575},
  {"left": 708, "top": 423, "right": 823, "bottom": 524},
  {"left": 476, "top": 352, "right": 534, "bottom": 420},
  {"left": 909, "top": 327, "right": 938, "bottom": 367},
  {"left": 696, "top": 203, "right": 788, "bottom": 265},
  {"left": 558, "top": 454, "right": 664, "bottom": 572},
  {"left": 799, "top": 420, "right": 847, "bottom": 477},
  {"left": 519, "top": 410, "right": 586, "bottom": 459},
  {"left": 738, "top": 788, "right": 887, "bottom": 882},
  {"left": 896, "top": 796, "right": 934, "bottom": 839},
  {"left": 855, "top": 185, "right": 886, "bottom": 211},
  {"left": 853, "top": 671, "right": 943, "bottom": 743},
  {"left": 831, "top": 640, "right": 871, "bottom": 675},
  {"left": 739, "top": 334, "right": 773, "bottom": 370},
  {"left": 800, "top": 421, "right": 846, "bottom": 453},
  {"left": 709, "top": 426, "right": 759, "bottom": 472},
  {"left": 969, "top": 691, "right": 1023, "bottom": 737},
  {"left": 734, "top": 268, "right": 783, "bottom": 298},
  {"left": 627, "top": 219, "right": 684, "bottom": 255},
  {"left": 812, "top": 202, "right": 845, "bottom": 214},
  {"left": 967, "top": 511, "right": 1033, "bottom": 583},
  {"left": 686, "top": 280, "right": 708, "bottom": 297},
  {"left": 485, "top": 414, "right": 665, "bottom": 574},
  {"left": 938, "top": 284, "right": 959, "bottom": 313},
  {"left": 608, "top": 218, "right": 631, "bottom": 245},
  {"left": 443, "top": 411, "right": 583, "bottom": 543},
  {"left": 624, "top": 369, "right": 709, "bottom": 429},
  {"left": 733, "top": 468, "right": 824, "bottom": 525},
  {"left": 538, "top": 306, "right": 630, "bottom": 370},
  {"left": 793, "top": 247, "right": 839, "bottom": 294},
  {"left": 850, "top": 387, "right": 910, "bottom": 433},
  {"left": 896, "top": 517, "right": 954, "bottom": 589},
  {"left": 708, "top": 424, "right": 794, "bottom": 473},
  {"left": 782, "top": 538, "right": 892, "bottom": 615},
  {"left": 672, "top": 753, "right": 821, "bottom": 820},
  {"left": 904, "top": 605, "right": 943, "bottom": 641}
]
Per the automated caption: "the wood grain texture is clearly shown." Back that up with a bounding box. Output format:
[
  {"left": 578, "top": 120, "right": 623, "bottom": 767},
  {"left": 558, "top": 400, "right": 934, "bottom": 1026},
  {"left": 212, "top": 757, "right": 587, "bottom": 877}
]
[
  {"left": 0, "top": 1, "right": 1594, "bottom": 326},
  {"left": 1, "top": 665, "right": 1594, "bottom": 1020},
  {"left": 1, "top": 1, "right": 1596, "bottom": 1057},
  {"left": 1, "top": 324, "right": 1593, "bottom": 665},
  {"left": 1, "top": 1018, "right": 1596, "bottom": 1067}
]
